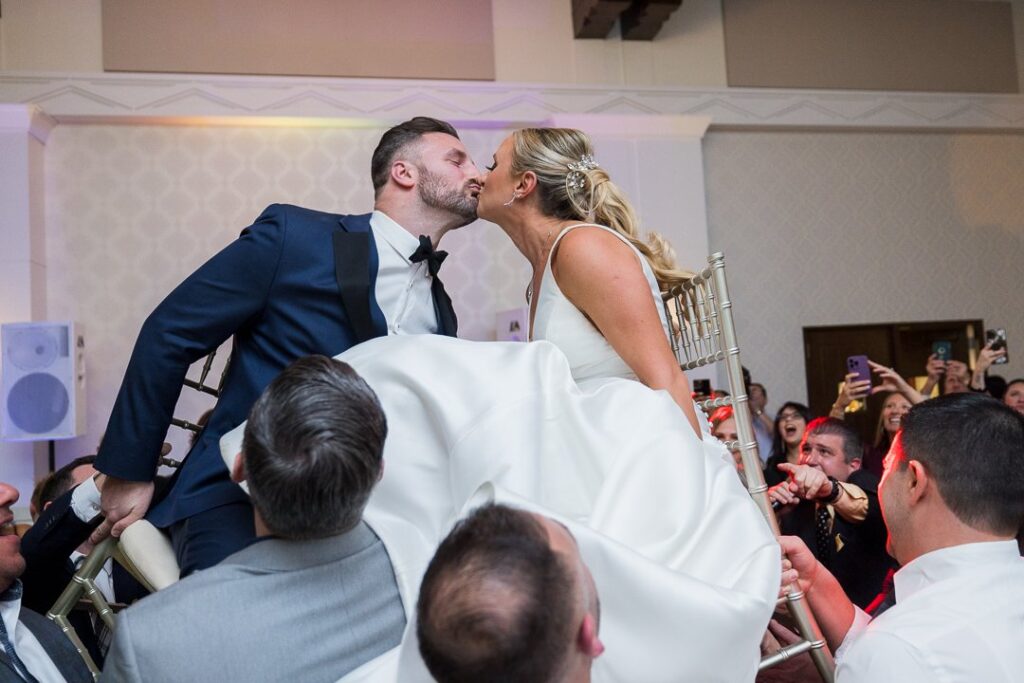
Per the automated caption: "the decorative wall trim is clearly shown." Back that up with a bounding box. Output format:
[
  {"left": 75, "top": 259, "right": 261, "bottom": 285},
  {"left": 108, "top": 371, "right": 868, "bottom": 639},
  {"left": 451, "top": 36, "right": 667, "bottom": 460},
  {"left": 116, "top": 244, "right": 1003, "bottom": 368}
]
[
  {"left": 0, "top": 104, "right": 57, "bottom": 143},
  {"left": 1, "top": 72, "right": 1023, "bottom": 131}
]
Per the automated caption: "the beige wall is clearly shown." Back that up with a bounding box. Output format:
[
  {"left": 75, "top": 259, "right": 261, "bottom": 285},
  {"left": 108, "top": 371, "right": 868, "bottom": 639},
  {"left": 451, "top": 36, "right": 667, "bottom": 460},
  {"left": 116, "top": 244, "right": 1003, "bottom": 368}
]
[
  {"left": 724, "top": 0, "right": 1019, "bottom": 93},
  {"left": 3, "top": 0, "right": 1023, "bottom": 92},
  {"left": 492, "top": 0, "right": 727, "bottom": 86},
  {"left": 0, "top": 0, "right": 103, "bottom": 71},
  {"left": 704, "top": 130, "right": 1024, "bottom": 409},
  {"left": 0, "top": 0, "right": 728, "bottom": 86}
]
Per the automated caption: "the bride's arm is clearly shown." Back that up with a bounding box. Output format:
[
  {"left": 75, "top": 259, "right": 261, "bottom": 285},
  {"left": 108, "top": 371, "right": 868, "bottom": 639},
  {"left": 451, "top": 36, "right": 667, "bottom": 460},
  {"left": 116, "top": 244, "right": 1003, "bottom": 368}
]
[{"left": 552, "top": 229, "right": 703, "bottom": 439}]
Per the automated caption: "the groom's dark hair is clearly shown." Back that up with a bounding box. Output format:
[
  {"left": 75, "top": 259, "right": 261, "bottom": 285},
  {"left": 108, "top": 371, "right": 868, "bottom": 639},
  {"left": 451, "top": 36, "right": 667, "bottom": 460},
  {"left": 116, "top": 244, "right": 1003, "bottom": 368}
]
[
  {"left": 371, "top": 116, "right": 460, "bottom": 195},
  {"left": 242, "top": 355, "right": 387, "bottom": 539},
  {"left": 417, "top": 503, "right": 578, "bottom": 683}
]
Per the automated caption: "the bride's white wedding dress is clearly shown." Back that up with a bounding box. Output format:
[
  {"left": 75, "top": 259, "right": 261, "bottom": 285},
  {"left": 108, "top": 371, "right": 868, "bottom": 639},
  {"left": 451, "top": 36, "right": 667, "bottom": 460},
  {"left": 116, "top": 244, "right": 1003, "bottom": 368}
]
[{"left": 224, "top": 225, "right": 779, "bottom": 682}]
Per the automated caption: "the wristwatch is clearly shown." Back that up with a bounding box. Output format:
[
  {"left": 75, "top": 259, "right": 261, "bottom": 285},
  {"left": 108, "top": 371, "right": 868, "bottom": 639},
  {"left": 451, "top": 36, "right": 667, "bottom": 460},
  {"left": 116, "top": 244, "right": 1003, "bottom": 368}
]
[{"left": 824, "top": 476, "right": 842, "bottom": 504}]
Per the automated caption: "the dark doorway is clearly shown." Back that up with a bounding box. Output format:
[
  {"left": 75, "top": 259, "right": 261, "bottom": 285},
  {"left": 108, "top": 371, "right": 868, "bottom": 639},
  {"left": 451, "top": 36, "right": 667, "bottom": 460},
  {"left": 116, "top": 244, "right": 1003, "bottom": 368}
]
[{"left": 803, "top": 319, "right": 983, "bottom": 447}]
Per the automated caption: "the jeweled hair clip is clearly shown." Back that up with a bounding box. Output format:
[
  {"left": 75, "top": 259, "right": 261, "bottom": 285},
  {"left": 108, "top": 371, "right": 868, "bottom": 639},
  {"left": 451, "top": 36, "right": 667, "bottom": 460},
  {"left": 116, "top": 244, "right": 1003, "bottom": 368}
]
[{"left": 566, "top": 154, "right": 599, "bottom": 190}]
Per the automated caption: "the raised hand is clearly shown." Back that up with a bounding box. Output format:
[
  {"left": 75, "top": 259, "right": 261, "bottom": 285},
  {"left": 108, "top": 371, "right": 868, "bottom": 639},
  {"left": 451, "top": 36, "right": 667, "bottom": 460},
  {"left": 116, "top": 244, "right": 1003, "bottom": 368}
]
[
  {"left": 90, "top": 477, "right": 155, "bottom": 545},
  {"left": 775, "top": 463, "right": 833, "bottom": 501},
  {"left": 835, "top": 372, "right": 870, "bottom": 412},
  {"left": 868, "top": 360, "right": 925, "bottom": 403},
  {"left": 976, "top": 342, "right": 1006, "bottom": 375}
]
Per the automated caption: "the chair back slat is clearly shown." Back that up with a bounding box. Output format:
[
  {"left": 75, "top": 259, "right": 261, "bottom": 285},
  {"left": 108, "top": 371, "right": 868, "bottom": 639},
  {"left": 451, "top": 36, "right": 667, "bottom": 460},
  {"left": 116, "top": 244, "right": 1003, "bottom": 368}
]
[{"left": 662, "top": 252, "right": 835, "bottom": 682}]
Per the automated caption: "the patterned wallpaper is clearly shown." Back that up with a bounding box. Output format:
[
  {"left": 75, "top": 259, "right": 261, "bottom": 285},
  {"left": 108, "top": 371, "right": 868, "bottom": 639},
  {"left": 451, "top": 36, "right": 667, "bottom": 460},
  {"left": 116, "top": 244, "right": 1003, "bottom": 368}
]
[
  {"left": 704, "top": 130, "right": 1024, "bottom": 409},
  {"left": 44, "top": 124, "right": 529, "bottom": 463},
  {"left": 44, "top": 124, "right": 1024, "bottom": 464}
]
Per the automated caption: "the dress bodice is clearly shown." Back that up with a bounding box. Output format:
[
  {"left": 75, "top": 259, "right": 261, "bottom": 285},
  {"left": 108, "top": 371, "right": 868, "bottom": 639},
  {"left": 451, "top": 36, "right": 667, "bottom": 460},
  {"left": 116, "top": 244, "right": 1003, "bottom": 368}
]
[{"left": 531, "top": 224, "right": 671, "bottom": 382}]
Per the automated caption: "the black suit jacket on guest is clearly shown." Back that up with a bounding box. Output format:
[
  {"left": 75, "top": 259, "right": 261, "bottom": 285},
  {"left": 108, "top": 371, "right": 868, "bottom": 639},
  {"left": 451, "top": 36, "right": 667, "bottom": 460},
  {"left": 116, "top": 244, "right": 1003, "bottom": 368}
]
[
  {"left": 0, "top": 607, "right": 93, "bottom": 683},
  {"left": 778, "top": 468, "right": 896, "bottom": 608},
  {"left": 20, "top": 488, "right": 149, "bottom": 666},
  {"left": 94, "top": 206, "right": 457, "bottom": 529}
]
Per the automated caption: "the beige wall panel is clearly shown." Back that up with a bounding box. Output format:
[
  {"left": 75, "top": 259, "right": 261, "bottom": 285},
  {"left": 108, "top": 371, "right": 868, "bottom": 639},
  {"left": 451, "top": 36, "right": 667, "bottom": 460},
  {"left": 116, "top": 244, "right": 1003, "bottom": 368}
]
[
  {"left": 724, "top": 0, "right": 1019, "bottom": 93},
  {"left": 492, "top": 0, "right": 727, "bottom": 87},
  {"left": 492, "top": 0, "right": 576, "bottom": 83},
  {"left": 101, "top": 0, "right": 494, "bottom": 80},
  {"left": 0, "top": 0, "right": 103, "bottom": 71}
]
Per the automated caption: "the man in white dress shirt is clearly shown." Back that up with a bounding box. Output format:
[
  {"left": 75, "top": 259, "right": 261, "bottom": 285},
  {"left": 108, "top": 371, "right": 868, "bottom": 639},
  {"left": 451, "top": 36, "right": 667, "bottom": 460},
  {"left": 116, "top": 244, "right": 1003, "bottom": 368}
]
[{"left": 780, "top": 392, "right": 1024, "bottom": 682}]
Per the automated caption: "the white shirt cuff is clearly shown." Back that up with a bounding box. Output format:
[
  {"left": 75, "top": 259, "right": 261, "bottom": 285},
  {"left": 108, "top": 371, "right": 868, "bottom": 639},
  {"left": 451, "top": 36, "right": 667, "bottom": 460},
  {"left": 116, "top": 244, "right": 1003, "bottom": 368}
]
[
  {"left": 70, "top": 475, "right": 103, "bottom": 523},
  {"left": 834, "top": 606, "right": 872, "bottom": 664}
]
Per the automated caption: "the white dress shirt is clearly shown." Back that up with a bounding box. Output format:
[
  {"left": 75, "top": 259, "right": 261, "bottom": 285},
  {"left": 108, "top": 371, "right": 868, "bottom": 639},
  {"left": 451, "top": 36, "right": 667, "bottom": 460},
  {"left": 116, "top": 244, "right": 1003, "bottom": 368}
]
[
  {"left": 0, "top": 583, "right": 68, "bottom": 682},
  {"left": 369, "top": 210, "right": 439, "bottom": 335},
  {"left": 69, "top": 477, "right": 115, "bottom": 603},
  {"left": 836, "top": 540, "right": 1024, "bottom": 682}
]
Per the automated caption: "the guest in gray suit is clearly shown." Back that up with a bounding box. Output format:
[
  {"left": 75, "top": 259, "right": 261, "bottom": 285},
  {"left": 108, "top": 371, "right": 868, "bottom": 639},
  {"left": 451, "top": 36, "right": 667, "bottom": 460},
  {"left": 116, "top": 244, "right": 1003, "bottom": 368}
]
[
  {"left": 417, "top": 503, "right": 605, "bottom": 683},
  {"left": 101, "top": 355, "right": 405, "bottom": 683}
]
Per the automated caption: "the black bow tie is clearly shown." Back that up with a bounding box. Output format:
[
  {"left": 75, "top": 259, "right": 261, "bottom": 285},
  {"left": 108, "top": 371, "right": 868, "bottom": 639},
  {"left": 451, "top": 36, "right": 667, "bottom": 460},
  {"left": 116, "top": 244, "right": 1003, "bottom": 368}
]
[
  {"left": 409, "top": 235, "right": 448, "bottom": 276},
  {"left": 409, "top": 235, "right": 458, "bottom": 337}
]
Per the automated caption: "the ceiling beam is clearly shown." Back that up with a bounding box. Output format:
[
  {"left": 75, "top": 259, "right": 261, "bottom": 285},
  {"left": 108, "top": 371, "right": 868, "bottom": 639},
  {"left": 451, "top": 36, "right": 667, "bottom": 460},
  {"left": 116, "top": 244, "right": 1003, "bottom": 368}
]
[
  {"left": 573, "top": 0, "right": 632, "bottom": 39},
  {"left": 621, "top": 0, "right": 683, "bottom": 41}
]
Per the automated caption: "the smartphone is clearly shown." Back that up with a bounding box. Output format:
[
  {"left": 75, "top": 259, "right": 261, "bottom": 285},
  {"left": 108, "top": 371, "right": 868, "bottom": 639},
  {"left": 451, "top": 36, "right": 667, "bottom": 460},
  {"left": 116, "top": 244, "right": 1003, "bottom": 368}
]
[
  {"left": 932, "top": 340, "right": 952, "bottom": 363},
  {"left": 692, "top": 379, "right": 712, "bottom": 397},
  {"left": 846, "top": 355, "right": 871, "bottom": 388},
  {"left": 986, "top": 328, "right": 1008, "bottom": 364}
]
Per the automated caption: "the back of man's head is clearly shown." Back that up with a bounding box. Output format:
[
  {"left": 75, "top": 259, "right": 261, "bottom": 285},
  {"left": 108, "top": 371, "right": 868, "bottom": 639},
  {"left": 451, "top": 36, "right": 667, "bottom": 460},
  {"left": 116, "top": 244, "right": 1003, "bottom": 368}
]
[
  {"left": 805, "top": 417, "right": 863, "bottom": 464},
  {"left": 899, "top": 392, "right": 1024, "bottom": 536},
  {"left": 38, "top": 455, "right": 97, "bottom": 510},
  {"left": 417, "top": 504, "right": 580, "bottom": 683},
  {"left": 242, "top": 355, "right": 386, "bottom": 540},
  {"left": 371, "top": 116, "right": 459, "bottom": 196}
]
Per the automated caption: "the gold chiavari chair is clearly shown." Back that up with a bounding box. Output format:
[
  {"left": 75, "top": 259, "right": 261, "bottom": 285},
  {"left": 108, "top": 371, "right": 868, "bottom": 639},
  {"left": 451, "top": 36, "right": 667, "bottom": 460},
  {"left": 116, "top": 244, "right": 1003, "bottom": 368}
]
[
  {"left": 47, "top": 349, "right": 226, "bottom": 677},
  {"left": 663, "top": 252, "right": 835, "bottom": 683}
]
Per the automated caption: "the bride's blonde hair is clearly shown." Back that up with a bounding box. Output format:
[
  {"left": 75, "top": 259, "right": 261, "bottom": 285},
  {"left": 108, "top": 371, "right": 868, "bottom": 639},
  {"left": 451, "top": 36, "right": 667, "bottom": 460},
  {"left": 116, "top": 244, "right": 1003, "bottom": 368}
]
[{"left": 510, "top": 127, "right": 692, "bottom": 291}]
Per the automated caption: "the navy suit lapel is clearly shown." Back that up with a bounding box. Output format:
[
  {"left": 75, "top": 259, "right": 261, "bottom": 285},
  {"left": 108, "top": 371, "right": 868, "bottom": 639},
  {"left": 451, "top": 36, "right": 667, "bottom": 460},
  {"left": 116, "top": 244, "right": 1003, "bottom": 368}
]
[{"left": 335, "top": 215, "right": 388, "bottom": 343}]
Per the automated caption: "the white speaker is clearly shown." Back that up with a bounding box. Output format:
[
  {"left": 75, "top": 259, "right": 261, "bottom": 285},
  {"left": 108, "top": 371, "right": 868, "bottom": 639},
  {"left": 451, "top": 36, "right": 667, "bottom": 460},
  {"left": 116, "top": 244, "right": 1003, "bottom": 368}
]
[{"left": 1, "top": 322, "right": 86, "bottom": 441}]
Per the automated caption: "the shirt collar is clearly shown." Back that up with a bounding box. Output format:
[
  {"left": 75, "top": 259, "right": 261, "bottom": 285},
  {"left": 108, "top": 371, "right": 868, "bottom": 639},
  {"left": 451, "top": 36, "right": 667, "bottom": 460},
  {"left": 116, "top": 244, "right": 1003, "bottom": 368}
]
[
  {"left": 894, "top": 540, "right": 1020, "bottom": 603},
  {"left": 370, "top": 210, "right": 421, "bottom": 265}
]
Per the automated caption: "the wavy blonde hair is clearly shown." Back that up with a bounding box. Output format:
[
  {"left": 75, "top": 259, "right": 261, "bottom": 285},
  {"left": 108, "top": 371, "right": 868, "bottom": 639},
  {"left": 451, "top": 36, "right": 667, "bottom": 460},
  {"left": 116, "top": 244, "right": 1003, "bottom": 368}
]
[{"left": 510, "top": 127, "right": 692, "bottom": 291}]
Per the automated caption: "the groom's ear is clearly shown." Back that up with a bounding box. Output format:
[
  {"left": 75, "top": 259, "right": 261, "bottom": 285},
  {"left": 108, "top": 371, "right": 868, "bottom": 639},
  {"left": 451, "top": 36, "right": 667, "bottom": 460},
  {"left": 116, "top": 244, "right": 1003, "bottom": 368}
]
[
  {"left": 518, "top": 171, "right": 538, "bottom": 197},
  {"left": 389, "top": 159, "right": 417, "bottom": 190}
]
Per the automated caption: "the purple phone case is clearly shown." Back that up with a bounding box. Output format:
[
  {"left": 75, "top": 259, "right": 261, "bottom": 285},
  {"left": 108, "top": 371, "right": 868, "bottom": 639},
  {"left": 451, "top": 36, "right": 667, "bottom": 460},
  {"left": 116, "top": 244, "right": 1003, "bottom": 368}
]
[{"left": 846, "top": 355, "right": 871, "bottom": 387}]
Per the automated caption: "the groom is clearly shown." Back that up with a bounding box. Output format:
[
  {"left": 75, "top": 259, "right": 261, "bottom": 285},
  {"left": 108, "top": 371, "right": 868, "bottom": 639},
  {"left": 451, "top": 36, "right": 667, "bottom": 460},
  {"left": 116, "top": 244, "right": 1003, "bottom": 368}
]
[{"left": 92, "top": 117, "right": 482, "bottom": 575}]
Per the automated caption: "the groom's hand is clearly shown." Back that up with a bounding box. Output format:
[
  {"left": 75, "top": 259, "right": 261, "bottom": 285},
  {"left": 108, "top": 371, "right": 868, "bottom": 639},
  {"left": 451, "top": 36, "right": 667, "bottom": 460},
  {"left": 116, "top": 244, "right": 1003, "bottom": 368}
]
[{"left": 90, "top": 477, "right": 155, "bottom": 545}]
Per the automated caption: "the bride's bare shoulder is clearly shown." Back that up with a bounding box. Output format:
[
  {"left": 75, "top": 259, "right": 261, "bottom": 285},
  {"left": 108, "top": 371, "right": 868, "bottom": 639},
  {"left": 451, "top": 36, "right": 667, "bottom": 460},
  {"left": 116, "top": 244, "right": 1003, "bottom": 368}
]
[{"left": 552, "top": 226, "right": 646, "bottom": 297}]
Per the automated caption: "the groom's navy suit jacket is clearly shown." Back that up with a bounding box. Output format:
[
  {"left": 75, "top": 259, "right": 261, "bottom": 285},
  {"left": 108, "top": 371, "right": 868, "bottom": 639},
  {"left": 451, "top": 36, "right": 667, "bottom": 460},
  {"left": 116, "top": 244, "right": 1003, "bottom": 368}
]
[{"left": 95, "top": 204, "right": 454, "bottom": 527}]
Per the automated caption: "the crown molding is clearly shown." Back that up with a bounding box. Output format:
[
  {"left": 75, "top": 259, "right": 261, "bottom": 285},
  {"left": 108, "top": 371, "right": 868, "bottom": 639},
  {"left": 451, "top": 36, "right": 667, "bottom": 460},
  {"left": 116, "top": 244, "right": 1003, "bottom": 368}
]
[{"left": 1, "top": 72, "right": 1022, "bottom": 132}]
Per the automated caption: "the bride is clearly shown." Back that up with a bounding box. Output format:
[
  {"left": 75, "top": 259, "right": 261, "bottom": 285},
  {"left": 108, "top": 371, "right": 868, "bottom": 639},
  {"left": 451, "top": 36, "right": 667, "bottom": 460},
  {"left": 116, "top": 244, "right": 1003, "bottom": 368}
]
[{"left": 227, "top": 128, "right": 779, "bottom": 682}]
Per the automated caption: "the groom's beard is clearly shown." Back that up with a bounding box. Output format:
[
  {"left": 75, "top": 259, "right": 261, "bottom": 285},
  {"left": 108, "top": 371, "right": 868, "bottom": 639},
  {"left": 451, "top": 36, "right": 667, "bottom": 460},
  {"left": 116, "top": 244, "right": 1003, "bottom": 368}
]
[{"left": 417, "top": 168, "right": 478, "bottom": 228}]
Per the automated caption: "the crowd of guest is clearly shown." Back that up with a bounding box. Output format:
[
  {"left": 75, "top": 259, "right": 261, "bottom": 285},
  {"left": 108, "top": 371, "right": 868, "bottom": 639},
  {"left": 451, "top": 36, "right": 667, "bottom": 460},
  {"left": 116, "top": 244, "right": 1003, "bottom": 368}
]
[{"left": 1, "top": 340, "right": 1021, "bottom": 682}]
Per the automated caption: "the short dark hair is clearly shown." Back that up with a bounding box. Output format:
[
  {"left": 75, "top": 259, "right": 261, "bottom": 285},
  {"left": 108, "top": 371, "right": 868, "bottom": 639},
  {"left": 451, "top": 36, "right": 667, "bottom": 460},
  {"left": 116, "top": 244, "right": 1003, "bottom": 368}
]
[
  {"left": 898, "top": 393, "right": 1024, "bottom": 536},
  {"left": 417, "top": 504, "right": 578, "bottom": 683},
  {"left": 38, "top": 455, "right": 96, "bottom": 509},
  {"left": 370, "top": 117, "right": 459, "bottom": 196},
  {"left": 242, "top": 355, "right": 387, "bottom": 540},
  {"left": 805, "top": 417, "right": 862, "bottom": 464}
]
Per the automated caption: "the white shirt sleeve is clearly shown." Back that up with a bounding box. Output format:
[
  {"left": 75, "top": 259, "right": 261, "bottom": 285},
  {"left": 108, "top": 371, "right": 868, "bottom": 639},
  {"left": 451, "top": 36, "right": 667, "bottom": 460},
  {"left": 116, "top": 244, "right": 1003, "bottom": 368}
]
[
  {"left": 834, "top": 606, "right": 872, "bottom": 663},
  {"left": 836, "top": 628, "right": 932, "bottom": 682},
  {"left": 69, "top": 475, "right": 103, "bottom": 523}
]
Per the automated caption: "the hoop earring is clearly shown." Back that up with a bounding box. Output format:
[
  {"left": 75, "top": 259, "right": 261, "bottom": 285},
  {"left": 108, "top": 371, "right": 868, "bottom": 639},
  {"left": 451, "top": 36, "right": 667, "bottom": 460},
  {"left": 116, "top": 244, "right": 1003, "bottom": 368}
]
[{"left": 503, "top": 192, "right": 518, "bottom": 207}]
